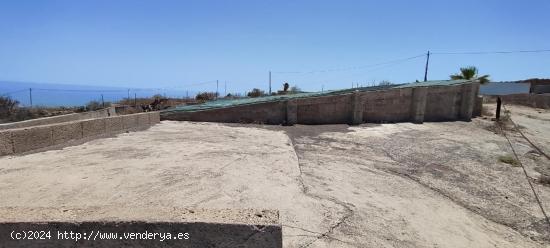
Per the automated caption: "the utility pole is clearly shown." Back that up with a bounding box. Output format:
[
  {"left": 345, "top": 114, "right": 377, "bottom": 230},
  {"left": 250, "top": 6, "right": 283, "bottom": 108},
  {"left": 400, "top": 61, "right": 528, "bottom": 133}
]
[
  {"left": 127, "top": 89, "right": 130, "bottom": 104},
  {"left": 224, "top": 81, "right": 227, "bottom": 96},
  {"left": 269, "top": 71, "right": 272, "bottom": 95},
  {"left": 216, "top": 80, "right": 219, "bottom": 100},
  {"left": 186, "top": 90, "right": 189, "bottom": 99},
  {"left": 134, "top": 93, "right": 137, "bottom": 107},
  {"left": 424, "top": 50, "right": 430, "bottom": 82},
  {"left": 29, "top": 88, "right": 33, "bottom": 107},
  {"left": 101, "top": 94, "right": 105, "bottom": 108}
]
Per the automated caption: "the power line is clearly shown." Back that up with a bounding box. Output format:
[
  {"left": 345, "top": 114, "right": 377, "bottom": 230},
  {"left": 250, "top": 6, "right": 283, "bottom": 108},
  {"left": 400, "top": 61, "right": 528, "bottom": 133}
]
[
  {"left": 432, "top": 49, "right": 550, "bottom": 55},
  {"left": 273, "top": 53, "right": 426, "bottom": 74},
  {"left": 33, "top": 88, "right": 127, "bottom": 93}
]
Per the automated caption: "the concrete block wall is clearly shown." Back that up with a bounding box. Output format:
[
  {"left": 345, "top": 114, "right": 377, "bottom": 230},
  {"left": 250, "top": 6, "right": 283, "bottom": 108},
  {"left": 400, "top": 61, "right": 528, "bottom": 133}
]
[
  {"left": 484, "top": 93, "right": 550, "bottom": 109},
  {"left": 11, "top": 126, "right": 54, "bottom": 153},
  {"left": 410, "top": 87, "right": 427, "bottom": 124},
  {"left": 296, "top": 94, "right": 352, "bottom": 124},
  {"left": 105, "top": 116, "right": 124, "bottom": 133},
  {"left": 424, "top": 85, "right": 462, "bottom": 121},
  {"left": 362, "top": 88, "right": 413, "bottom": 123},
  {"left": 82, "top": 118, "right": 107, "bottom": 138},
  {"left": 162, "top": 101, "right": 287, "bottom": 124},
  {"left": 52, "top": 121, "right": 82, "bottom": 145},
  {"left": 0, "top": 132, "right": 14, "bottom": 156},
  {"left": 0, "top": 112, "right": 160, "bottom": 156},
  {"left": 0, "top": 108, "right": 115, "bottom": 130},
  {"left": 122, "top": 114, "right": 139, "bottom": 130},
  {"left": 161, "top": 82, "right": 480, "bottom": 125}
]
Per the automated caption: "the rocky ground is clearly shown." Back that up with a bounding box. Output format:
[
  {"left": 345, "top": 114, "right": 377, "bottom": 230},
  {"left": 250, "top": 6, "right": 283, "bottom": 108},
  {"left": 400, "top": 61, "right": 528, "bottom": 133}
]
[{"left": 0, "top": 104, "right": 549, "bottom": 247}]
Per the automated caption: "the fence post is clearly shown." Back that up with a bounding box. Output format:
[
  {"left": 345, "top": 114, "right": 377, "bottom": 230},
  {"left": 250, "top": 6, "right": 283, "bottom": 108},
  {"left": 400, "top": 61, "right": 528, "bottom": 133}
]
[
  {"left": 29, "top": 88, "right": 33, "bottom": 107},
  {"left": 496, "top": 97, "right": 501, "bottom": 120}
]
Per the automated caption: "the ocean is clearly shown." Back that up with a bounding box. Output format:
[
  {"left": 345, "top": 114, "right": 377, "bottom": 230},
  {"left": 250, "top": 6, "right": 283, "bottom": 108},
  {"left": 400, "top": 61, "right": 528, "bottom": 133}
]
[{"left": 0, "top": 81, "right": 197, "bottom": 107}]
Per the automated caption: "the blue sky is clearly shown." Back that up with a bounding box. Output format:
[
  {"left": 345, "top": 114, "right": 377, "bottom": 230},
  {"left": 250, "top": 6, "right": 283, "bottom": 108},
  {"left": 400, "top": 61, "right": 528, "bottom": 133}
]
[{"left": 1, "top": 0, "right": 549, "bottom": 94}]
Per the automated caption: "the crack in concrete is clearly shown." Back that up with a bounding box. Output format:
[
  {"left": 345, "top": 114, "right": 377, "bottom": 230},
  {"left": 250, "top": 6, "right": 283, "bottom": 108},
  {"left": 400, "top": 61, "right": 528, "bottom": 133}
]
[{"left": 285, "top": 133, "right": 358, "bottom": 248}]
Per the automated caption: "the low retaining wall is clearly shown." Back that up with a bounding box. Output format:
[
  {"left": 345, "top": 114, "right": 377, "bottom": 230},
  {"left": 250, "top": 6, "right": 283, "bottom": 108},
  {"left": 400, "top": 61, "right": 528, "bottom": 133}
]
[
  {"left": 485, "top": 93, "right": 550, "bottom": 109},
  {"left": 0, "top": 208, "right": 281, "bottom": 248},
  {"left": 162, "top": 82, "right": 480, "bottom": 125},
  {"left": 0, "top": 112, "right": 160, "bottom": 156},
  {"left": 0, "top": 107, "right": 116, "bottom": 130}
]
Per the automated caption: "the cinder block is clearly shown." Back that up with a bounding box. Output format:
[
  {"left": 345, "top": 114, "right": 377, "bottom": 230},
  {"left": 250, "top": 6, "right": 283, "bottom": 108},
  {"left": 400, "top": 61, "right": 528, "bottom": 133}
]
[
  {"left": 11, "top": 126, "right": 53, "bottom": 153},
  {"left": 52, "top": 122, "right": 83, "bottom": 145},
  {"left": 122, "top": 114, "right": 138, "bottom": 130},
  {"left": 82, "top": 118, "right": 106, "bottom": 138},
  {"left": 459, "top": 83, "right": 476, "bottom": 121},
  {"left": 0, "top": 131, "right": 14, "bottom": 156},
  {"left": 410, "top": 87, "right": 427, "bottom": 123},
  {"left": 136, "top": 113, "right": 150, "bottom": 130},
  {"left": 286, "top": 100, "right": 297, "bottom": 125},
  {"left": 105, "top": 116, "right": 124, "bottom": 133},
  {"left": 350, "top": 91, "right": 363, "bottom": 125},
  {"left": 149, "top": 112, "right": 161, "bottom": 124}
]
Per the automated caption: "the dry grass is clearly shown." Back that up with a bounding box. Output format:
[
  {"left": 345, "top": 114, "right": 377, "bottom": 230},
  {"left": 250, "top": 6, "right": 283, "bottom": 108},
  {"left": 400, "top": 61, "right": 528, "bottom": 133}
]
[{"left": 498, "top": 155, "right": 520, "bottom": 167}]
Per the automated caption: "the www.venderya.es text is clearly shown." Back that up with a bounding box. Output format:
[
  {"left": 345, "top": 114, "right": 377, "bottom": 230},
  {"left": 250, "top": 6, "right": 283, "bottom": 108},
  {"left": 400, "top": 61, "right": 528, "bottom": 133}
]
[{"left": 10, "top": 230, "right": 190, "bottom": 242}]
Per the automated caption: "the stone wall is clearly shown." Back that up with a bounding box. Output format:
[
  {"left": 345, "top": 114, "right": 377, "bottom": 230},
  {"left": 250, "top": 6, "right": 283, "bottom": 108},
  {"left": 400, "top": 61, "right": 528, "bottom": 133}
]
[
  {"left": 162, "top": 82, "right": 481, "bottom": 125},
  {"left": 0, "top": 112, "right": 160, "bottom": 156}
]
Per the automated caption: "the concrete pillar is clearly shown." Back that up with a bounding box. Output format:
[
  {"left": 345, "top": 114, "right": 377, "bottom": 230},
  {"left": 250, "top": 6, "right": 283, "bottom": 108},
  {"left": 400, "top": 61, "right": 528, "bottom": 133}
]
[
  {"left": 286, "top": 100, "right": 297, "bottom": 125},
  {"left": 410, "top": 87, "right": 427, "bottom": 124},
  {"left": 459, "top": 83, "right": 477, "bottom": 121},
  {"left": 350, "top": 91, "right": 363, "bottom": 125}
]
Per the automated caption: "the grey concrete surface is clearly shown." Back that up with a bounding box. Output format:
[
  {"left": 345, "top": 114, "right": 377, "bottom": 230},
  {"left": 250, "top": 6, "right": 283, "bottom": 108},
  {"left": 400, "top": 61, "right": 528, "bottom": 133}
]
[{"left": 1, "top": 115, "right": 548, "bottom": 247}]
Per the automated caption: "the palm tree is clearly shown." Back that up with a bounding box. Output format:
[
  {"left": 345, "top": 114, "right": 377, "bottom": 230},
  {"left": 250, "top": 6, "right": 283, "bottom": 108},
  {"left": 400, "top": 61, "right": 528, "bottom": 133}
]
[{"left": 450, "top": 66, "right": 490, "bottom": 84}]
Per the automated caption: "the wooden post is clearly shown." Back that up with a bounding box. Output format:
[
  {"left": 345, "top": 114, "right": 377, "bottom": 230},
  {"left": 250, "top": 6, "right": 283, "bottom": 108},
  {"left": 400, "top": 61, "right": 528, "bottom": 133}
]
[{"left": 496, "top": 97, "right": 501, "bottom": 120}]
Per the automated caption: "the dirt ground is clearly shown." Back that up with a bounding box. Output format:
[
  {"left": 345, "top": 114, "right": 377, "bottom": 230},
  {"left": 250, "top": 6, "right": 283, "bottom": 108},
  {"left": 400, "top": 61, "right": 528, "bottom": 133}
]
[{"left": 0, "top": 104, "right": 549, "bottom": 247}]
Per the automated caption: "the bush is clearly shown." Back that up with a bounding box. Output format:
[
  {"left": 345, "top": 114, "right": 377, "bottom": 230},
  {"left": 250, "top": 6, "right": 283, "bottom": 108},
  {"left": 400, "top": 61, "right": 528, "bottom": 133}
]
[
  {"left": 289, "top": 86, "right": 302, "bottom": 93},
  {"left": 247, "top": 88, "right": 265, "bottom": 98},
  {"left": 195, "top": 92, "right": 217, "bottom": 101},
  {"left": 0, "top": 96, "right": 19, "bottom": 118},
  {"left": 85, "top": 101, "right": 103, "bottom": 111}
]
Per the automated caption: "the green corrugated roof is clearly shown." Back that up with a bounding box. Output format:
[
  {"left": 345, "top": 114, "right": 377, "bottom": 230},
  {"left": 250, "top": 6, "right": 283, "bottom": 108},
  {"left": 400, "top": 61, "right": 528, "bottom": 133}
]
[{"left": 162, "top": 79, "right": 475, "bottom": 113}]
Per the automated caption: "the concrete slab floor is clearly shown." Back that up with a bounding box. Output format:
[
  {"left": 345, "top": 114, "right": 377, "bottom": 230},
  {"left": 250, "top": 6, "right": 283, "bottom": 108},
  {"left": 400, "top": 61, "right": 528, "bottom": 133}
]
[{"left": 1, "top": 106, "right": 549, "bottom": 247}]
